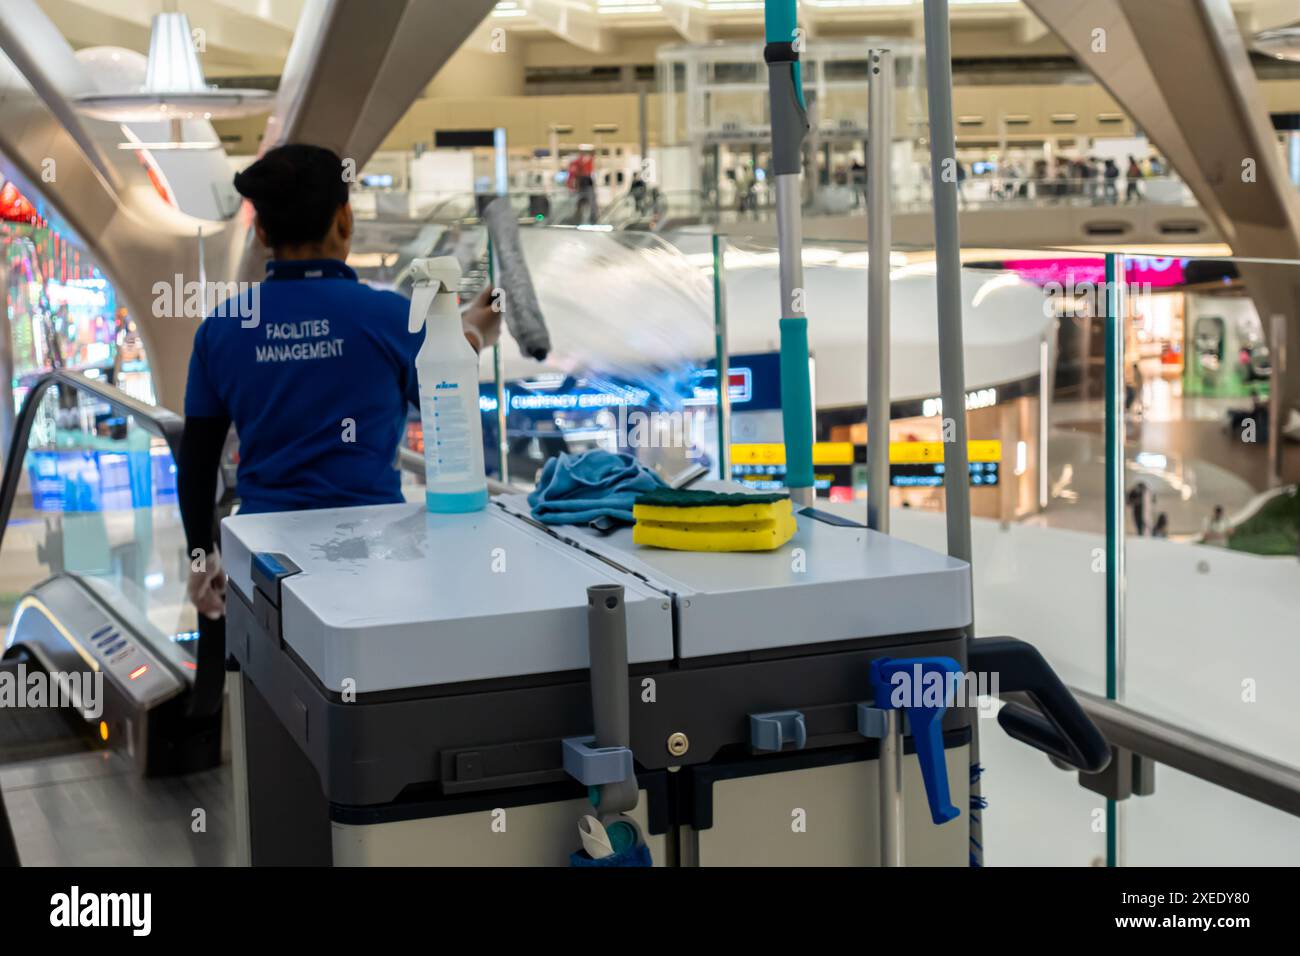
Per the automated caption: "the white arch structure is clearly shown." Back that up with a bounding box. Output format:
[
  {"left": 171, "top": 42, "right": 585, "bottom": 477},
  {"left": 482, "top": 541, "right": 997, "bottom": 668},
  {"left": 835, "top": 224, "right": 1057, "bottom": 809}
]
[{"left": 0, "top": 0, "right": 496, "bottom": 410}]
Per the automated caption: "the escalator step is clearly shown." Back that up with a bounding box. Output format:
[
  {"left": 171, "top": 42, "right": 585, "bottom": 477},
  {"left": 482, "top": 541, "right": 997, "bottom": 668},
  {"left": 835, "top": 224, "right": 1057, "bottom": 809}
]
[{"left": 0, "top": 658, "right": 97, "bottom": 763}]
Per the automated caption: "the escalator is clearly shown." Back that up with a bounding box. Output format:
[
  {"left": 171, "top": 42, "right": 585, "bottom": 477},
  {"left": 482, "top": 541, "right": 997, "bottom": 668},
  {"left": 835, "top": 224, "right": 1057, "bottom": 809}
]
[{"left": 0, "top": 371, "right": 227, "bottom": 864}]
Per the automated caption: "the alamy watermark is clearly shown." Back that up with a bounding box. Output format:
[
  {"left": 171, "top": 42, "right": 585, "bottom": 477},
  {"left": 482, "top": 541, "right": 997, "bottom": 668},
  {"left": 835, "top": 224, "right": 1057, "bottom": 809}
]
[
  {"left": 614, "top": 403, "right": 709, "bottom": 449},
  {"left": 1042, "top": 276, "right": 1152, "bottom": 319},
  {"left": 152, "top": 275, "right": 260, "bottom": 328},
  {"left": 50, "top": 886, "right": 150, "bottom": 936},
  {"left": 881, "top": 663, "right": 1000, "bottom": 718},
  {"left": 0, "top": 662, "right": 102, "bottom": 719}
]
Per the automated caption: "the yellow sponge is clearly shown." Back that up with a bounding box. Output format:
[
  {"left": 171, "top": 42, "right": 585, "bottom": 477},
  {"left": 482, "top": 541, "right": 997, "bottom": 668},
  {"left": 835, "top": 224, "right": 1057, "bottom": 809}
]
[{"left": 632, "top": 490, "right": 797, "bottom": 552}]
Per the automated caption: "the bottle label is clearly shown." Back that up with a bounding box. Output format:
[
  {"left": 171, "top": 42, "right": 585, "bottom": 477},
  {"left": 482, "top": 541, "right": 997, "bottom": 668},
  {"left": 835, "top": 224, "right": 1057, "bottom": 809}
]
[{"left": 422, "top": 379, "right": 474, "bottom": 481}]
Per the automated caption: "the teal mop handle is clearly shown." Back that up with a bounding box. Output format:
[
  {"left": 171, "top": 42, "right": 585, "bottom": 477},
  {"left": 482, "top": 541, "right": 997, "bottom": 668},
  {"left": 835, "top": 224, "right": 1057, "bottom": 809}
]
[
  {"left": 764, "top": 0, "right": 797, "bottom": 44},
  {"left": 779, "top": 318, "right": 814, "bottom": 491},
  {"left": 764, "top": 0, "right": 815, "bottom": 500}
]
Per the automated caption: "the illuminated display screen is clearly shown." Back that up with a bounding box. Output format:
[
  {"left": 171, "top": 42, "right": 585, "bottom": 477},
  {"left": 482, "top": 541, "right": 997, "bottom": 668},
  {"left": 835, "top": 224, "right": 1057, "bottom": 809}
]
[
  {"left": 890, "top": 461, "right": 1000, "bottom": 487},
  {"left": 730, "top": 441, "right": 1002, "bottom": 491}
]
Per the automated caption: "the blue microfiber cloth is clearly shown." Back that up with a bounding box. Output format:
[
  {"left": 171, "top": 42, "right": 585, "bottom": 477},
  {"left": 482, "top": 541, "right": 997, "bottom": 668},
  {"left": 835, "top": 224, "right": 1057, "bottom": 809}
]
[
  {"left": 528, "top": 450, "right": 667, "bottom": 527},
  {"left": 570, "top": 843, "right": 653, "bottom": 868}
]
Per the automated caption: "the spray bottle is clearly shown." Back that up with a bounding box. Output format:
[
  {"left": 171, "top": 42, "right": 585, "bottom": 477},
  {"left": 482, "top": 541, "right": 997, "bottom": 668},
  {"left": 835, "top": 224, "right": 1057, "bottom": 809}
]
[{"left": 408, "top": 257, "right": 488, "bottom": 513}]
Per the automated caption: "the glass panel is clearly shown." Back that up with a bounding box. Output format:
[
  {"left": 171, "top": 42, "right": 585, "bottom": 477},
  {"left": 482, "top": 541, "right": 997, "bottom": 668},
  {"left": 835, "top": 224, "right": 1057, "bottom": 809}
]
[
  {"left": 981, "top": 719, "right": 1108, "bottom": 866},
  {"left": 0, "top": 382, "right": 196, "bottom": 669},
  {"left": 1124, "top": 765, "right": 1300, "bottom": 865},
  {"left": 1119, "top": 255, "right": 1300, "bottom": 774},
  {"left": 694, "top": 231, "right": 1112, "bottom": 863}
]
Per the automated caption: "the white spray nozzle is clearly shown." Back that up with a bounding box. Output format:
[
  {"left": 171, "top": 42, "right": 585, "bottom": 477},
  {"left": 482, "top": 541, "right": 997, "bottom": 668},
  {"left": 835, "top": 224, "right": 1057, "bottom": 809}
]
[
  {"left": 409, "top": 256, "right": 462, "bottom": 290},
  {"left": 408, "top": 256, "right": 462, "bottom": 334}
]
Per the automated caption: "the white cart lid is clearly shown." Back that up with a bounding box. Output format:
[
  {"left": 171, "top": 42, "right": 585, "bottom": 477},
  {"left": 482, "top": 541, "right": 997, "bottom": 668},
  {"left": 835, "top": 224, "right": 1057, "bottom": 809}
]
[
  {"left": 222, "top": 502, "right": 674, "bottom": 692},
  {"left": 496, "top": 494, "right": 972, "bottom": 659}
]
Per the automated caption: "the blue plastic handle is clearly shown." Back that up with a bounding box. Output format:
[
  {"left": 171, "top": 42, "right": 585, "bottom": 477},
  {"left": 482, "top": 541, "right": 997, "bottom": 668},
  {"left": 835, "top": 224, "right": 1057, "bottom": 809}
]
[{"left": 869, "top": 656, "right": 962, "bottom": 825}]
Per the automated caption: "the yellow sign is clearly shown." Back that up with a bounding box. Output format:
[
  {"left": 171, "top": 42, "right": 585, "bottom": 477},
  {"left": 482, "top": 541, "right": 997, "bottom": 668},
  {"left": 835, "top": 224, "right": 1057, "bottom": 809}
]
[
  {"left": 889, "top": 440, "right": 1002, "bottom": 464},
  {"left": 731, "top": 440, "right": 1001, "bottom": 466},
  {"left": 731, "top": 443, "right": 786, "bottom": 465},
  {"left": 731, "top": 442, "right": 854, "bottom": 465}
]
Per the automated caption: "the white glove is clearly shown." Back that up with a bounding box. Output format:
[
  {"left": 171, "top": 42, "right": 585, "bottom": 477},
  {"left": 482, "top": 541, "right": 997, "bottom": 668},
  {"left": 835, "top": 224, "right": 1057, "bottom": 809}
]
[{"left": 187, "top": 549, "right": 226, "bottom": 621}]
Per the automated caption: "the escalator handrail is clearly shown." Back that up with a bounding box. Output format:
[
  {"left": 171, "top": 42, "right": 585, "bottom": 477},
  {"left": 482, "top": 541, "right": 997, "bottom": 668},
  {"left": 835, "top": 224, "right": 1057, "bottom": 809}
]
[
  {"left": 0, "top": 371, "right": 185, "bottom": 556},
  {"left": 0, "top": 370, "right": 184, "bottom": 555},
  {"left": 0, "top": 370, "right": 227, "bottom": 719}
]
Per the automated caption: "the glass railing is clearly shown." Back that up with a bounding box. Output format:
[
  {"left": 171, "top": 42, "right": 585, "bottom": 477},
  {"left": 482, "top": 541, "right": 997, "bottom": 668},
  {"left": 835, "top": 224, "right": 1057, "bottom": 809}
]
[
  {"left": 891, "top": 174, "right": 1195, "bottom": 212},
  {"left": 351, "top": 188, "right": 589, "bottom": 228},
  {"left": 579, "top": 174, "right": 1198, "bottom": 233},
  {"left": 703, "top": 236, "right": 1300, "bottom": 865},
  {"left": 456, "top": 222, "right": 1299, "bottom": 865},
  {"left": 0, "top": 371, "right": 206, "bottom": 695}
]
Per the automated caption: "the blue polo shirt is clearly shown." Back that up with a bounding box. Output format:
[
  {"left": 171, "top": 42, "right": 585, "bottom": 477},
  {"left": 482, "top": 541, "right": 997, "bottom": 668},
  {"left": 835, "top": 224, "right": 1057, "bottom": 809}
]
[{"left": 184, "top": 259, "right": 421, "bottom": 515}]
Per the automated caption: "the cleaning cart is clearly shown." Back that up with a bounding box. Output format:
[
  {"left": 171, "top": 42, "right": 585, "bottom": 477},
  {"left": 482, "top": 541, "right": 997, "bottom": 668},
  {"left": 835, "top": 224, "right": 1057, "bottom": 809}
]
[{"left": 221, "top": 0, "right": 1108, "bottom": 867}]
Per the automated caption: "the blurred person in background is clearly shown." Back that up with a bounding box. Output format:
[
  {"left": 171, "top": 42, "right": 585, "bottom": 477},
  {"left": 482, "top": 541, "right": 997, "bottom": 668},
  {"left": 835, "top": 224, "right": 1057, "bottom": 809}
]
[{"left": 1125, "top": 154, "right": 1145, "bottom": 203}]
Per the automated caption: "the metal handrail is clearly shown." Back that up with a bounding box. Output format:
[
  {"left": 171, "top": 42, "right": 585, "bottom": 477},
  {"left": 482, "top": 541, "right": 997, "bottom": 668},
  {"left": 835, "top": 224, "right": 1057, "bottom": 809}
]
[
  {"left": 397, "top": 446, "right": 519, "bottom": 497},
  {"left": 1069, "top": 686, "right": 1300, "bottom": 818},
  {"left": 0, "top": 370, "right": 183, "bottom": 555}
]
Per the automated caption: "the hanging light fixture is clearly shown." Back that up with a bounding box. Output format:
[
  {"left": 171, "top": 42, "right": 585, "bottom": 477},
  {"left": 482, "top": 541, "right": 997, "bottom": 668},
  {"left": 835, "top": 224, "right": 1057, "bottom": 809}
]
[
  {"left": 1254, "top": 27, "right": 1300, "bottom": 63},
  {"left": 71, "top": 9, "right": 273, "bottom": 150}
]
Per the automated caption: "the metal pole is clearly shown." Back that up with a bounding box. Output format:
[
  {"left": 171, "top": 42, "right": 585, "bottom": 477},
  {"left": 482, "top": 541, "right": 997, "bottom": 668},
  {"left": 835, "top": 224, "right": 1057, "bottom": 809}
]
[
  {"left": 1039, "top": 337, "right": 1050, "bottom": 510},
  {"left": 1105, "top": 253, "right": 1126, "bottom": 706},
  {"left": 712, "top": 233, "right": 731, "bottom": 481},
  {"left": 866, "top": 48, "right": 893, "bottom": 533},
  {"left": 879, "top": 709, "right": 905, "bottom": 866},
  {"left": 488, "top": 242, "right": 508, "bottom": 484},
  {"left": 197, "top": 224, "right": 206, "bottom": 292},
  {"left": 922, "top": 0, "right": 972, "bottom": 569},
  {"left": 490, "top": 132, "right": 510, "bottom": 484},
  {"left": 1269, "top": 313, "right": 1285, "bottom": 488},
  {"left": 765, "top": 0, "right": 816, "bottom": 508},
  {"left": 1104, "top": 251, "right": 1127, "bottom": 867},
  {"left": 0, "top": 261, "right": 14, "bottom": 459},
  {"left": 922, "top": 0, "right": 980, "bottom": 866},
  {"left": 549, "top": 126, "right": 561, "bottom": 190},
  {"left": 638, "top": 85, "right": 649, "bottom": 172}
]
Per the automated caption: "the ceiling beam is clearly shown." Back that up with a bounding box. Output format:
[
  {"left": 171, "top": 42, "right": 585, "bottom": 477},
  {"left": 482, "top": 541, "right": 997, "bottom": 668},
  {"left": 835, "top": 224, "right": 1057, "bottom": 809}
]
[
  {"left": 202, "top": 0, "right": 304, "bottom": 33},
  {"left": 661, "top": 0, "right": 710, "bottom": 44},
  {"left": 1240, "top": 0, "right": 1300, "bottom": 33},
  {"left": 1015, "top": 11, "right": 1050, "bottom": 44},
  {"left": 522, "top": 0, "right": 612, "bottom": 55}
]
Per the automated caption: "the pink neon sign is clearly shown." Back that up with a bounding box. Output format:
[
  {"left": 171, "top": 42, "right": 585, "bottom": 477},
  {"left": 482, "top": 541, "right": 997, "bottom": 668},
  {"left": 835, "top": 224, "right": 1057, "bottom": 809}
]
[{"left": 1004, "top": 256, "right": 1187, "bottom": 288}]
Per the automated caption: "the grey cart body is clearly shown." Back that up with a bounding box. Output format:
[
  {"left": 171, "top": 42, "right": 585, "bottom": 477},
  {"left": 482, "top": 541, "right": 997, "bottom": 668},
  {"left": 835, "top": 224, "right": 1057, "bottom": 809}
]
[{"left": 224, "top": 498, "right": 976, "bottom": 866}]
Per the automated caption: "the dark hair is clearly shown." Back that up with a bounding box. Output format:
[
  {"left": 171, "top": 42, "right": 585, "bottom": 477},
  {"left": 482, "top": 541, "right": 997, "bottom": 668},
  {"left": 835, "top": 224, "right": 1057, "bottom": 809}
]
[{"left": 233, "top": 144, "right": 349, "bottom": 248}]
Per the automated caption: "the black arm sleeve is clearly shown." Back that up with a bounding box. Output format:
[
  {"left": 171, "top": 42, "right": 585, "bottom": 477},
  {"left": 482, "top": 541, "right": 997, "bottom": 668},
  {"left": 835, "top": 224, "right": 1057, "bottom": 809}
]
[{"left": 177, "top": 415, "right": 231, "bottom": 557}]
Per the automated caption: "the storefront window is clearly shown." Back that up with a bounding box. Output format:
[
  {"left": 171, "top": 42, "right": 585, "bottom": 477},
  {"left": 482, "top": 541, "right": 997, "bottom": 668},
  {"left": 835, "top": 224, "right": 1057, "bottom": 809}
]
[{"left": 1, "top": 183, "right": 153, "bottom": 425}]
